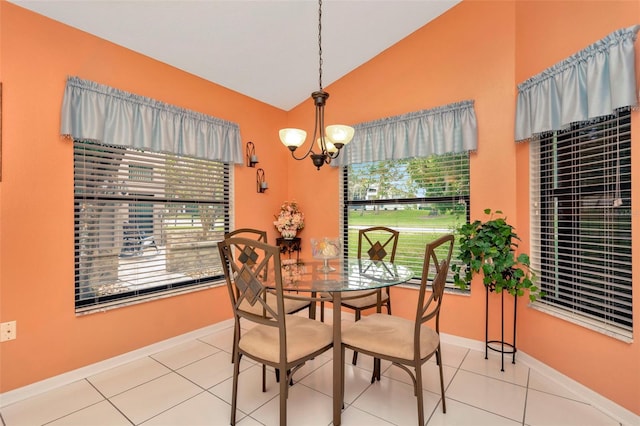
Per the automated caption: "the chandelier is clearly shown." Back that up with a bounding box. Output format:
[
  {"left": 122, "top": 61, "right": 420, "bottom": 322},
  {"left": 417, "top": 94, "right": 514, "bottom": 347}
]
[{"left": 279, "top": 0, "right": 355, "bottom": 170}]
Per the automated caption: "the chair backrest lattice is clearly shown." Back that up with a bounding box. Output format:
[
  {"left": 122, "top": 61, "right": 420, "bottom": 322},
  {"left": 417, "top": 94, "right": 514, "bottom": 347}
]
[
  {"left": 415, "top": 234, "right": 455, "bottom": 341},
  {"left": 225, "top": 228, "right": 268, "bottom": 243},
  {"left": 358, "top": 226, "right": 400, "bottom": 262},
  {"left": 218, "top": 237, "right": 285, "bottom": 327},
  {"left": 225, "top": 228, "right": 269, "bottom": 279}
]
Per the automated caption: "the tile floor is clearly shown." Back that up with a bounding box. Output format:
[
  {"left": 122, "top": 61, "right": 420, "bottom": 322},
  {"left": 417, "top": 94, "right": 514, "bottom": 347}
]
[{"left": 0, "top": 313, "right": 625, "bottom": 426}]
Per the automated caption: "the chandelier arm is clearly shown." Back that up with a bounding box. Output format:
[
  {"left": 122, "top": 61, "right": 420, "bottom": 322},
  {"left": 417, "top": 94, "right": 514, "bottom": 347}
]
[
  {"left": 289, "top": 147, "right": 315, "bottom": 161},
  {"left": 326, "top": 149, "right": 341, "bottom": 160},
  {"left": 287, "top": 102, "right": 322, "bottom": 161}
]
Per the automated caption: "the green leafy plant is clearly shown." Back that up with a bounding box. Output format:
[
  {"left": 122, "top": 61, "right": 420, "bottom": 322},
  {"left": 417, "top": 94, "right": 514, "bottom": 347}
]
[{"left": 451, "top": 209, "right": 542, "bottom": 302}]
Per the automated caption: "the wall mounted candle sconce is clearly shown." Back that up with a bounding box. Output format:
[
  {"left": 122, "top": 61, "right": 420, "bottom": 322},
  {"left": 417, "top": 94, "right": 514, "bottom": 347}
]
[
  {"left": 246, "top": 141, "right": 259, "bottom": 167},
  {"left": 256, "top": 168, "right": 268, "bottom": 193}
]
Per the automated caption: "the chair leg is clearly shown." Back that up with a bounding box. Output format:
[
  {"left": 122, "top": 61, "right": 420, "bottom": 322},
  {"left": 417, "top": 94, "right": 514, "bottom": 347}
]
[
  {"left": 437, "top": 347, "right": 447, "bottom": 413},
  {"left": 352, "top": 310, "right": 362, "bottom": 365},
  {"left": 320, "top": 301, "right": 325, "bottom": 322},
  {"left": 279, "top": 369, "right": 288, "bottom": 426},
  {"left": 415, "top": 363, "right": 425, "bottom": 426},
  {"left": 262, "top": 364, "right": 266, "bottom": 393},
  {"left": 370, "top": 357, "right": 381, "bottom": 383},
  {"left": 231, "top": 323, "right": 240, "bottom": 364},
  {"left": 341, "top": 345, "right": 346, "bottom": 410},
  {"left": 275, "top": 369, "right": 293, "bottom": 385},
  {"left": 231, "top": 348, "right": 241, "bottom": 425}
]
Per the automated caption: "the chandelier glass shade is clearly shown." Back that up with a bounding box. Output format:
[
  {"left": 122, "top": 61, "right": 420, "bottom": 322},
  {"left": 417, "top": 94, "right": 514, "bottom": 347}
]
[{"left": 279, "top": 0, "right": 354, "bottom": 170}]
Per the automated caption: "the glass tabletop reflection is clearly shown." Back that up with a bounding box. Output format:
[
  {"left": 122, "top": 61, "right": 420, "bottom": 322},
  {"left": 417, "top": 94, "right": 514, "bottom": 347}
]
[{"left": 278, "top": 257, "right": 414, "bottom": 292}]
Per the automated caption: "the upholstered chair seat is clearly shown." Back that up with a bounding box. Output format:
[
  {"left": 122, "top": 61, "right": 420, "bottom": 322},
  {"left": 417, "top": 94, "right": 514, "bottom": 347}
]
[
  {"left": 240, "top": 315, "right": 332, "bottom": 363},
  {"left": 342, "top": 313, "right": 439, "bottom": 361}
]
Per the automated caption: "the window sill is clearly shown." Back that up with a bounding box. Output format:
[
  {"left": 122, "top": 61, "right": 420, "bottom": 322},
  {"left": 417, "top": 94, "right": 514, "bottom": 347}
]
[
  {"left": 530, "top": 302, "right": 633, "bottom": 343},
  {"left": 76, "top": 280, "right": 225, "bottom": 316}
]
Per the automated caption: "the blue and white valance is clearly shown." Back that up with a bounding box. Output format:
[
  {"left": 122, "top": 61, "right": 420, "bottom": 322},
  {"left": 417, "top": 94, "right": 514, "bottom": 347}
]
[
  {"left": 515, "top": 25, "right": 640, "bottom": 142},
  {"left": 332, "top": 99, "right": 477, "bottom": 167},
  {"left": 61, "top": 76, "right": 243, "bottom": 164}
]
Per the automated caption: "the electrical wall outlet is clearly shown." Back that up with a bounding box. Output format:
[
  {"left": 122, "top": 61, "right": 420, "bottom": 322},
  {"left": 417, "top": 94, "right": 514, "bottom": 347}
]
[{"left": 0, "top": 321, "right": 17, "bottom": 342}]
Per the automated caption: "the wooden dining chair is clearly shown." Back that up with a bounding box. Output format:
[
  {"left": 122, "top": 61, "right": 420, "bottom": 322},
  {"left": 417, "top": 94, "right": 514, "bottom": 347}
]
[
  {"left": 218, "top": 237, "right": 333, "bottom": 426},
  {"left": 341, "top": 234, "right": 455, "bottom": 426}
]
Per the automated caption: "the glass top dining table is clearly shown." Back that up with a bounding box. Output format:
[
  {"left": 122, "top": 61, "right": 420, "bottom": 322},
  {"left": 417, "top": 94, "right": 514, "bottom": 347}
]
[
  {"left": 279, "top": 257, "right": 414, "bottom": 292},
  {"left": 278, "top": 257, "right": 414, "bottom": 425}
]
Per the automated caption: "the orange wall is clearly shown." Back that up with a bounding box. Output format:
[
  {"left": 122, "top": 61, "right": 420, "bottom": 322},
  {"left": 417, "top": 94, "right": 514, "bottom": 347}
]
[
  {"left": 513, "top": 0, "right": 640, "bottom": 416},
  {"left": 285, "top": 0, "right": 640, "bottom": 415},
  {"left": 0, "top": 1, "right": 290, "bottom": 393},
  {"left": 291, "top": 0, "right": 520, "bottom": 350},
  {"left": 1, "top": 0, "right": 639, "bottom": 417}
]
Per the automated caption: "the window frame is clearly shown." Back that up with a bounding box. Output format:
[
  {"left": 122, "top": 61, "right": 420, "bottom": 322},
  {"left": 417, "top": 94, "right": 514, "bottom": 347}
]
[
  {"left": 340, "top": 154, "right": 470, "bottom": 289},
  {"left": 530, "top": 110, "right": 633, "bottom": 340},
  {"left": 73, "top": 140, "right": 231, "bottom": 313}
]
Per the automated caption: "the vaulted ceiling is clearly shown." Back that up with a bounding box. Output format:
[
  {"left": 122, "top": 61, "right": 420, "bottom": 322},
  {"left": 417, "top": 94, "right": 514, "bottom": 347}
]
[{"left": 9, "top": 0, "right": 461, "bottom": 110}]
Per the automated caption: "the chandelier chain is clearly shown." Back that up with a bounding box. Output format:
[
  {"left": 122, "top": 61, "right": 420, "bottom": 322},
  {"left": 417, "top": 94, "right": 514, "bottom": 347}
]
[
  {"left": 279, "top": 0, "right": 353, "bottom": 170},
  {"left": 318, "top": 0, "right": 323, "bottom": 90}
]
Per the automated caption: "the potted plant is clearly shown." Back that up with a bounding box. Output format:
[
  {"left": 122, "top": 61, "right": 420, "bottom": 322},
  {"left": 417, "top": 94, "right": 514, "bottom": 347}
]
[{"left": 452, "top": 209, "right": 541, "bottom": 301}]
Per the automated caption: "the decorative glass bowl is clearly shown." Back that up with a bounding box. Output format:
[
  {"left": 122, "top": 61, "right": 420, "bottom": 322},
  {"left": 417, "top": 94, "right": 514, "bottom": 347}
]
[{"left": 311, "top": 238, "right": 342, "bottom": 272}]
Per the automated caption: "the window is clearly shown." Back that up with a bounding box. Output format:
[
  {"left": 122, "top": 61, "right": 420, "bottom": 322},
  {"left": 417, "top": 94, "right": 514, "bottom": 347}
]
[
  {"left": 74, "top": 140, "right": 231, "bottom": 312},
  {"left": 341, "top": 153, "right": 469, "bottom": 286},
  {"left": 530, "top": 110, "right": 632, "bottom": 339}
]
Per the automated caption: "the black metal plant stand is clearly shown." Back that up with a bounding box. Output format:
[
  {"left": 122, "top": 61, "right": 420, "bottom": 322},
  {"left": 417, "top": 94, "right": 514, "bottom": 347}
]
[{"left": 485, "top": 285, "right": 517, "bottom": 372}]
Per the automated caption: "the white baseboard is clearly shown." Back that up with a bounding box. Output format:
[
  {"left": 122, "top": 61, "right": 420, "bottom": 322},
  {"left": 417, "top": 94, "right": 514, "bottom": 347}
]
[
  {"left": 2, "top": 317, "right": 638, "bottom": 425},
  {"left": 0, "top": 320, "right": 234, "bottom": 408}
]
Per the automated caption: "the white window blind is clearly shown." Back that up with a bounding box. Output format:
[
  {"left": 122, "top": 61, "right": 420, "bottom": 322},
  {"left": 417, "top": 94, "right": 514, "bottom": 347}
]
[
  {"left": 74, "top": 140, "right": 230, "bottom": 312},
  {"left": 340, "top": 153, "right": 469, "bottom": 287},
  {"left": 530, "top": 110, "right": 632, "bottom": 339}
]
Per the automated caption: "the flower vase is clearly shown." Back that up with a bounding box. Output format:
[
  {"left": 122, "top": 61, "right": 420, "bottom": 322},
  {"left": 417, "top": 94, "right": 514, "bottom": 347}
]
[{"left": 281, "top": 229, "right": 297, "bottom": 240}]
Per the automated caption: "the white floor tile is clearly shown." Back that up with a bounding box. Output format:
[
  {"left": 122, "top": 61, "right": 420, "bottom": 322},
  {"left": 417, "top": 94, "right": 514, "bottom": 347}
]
[
  {"left": 0, "top": 380, "right": 104, "bottom": 426},
  {"left": 445, "top": 369, "right": 527, "bottom": 422},
  {"left": 351, "top": 375, "right": 441, "bottom": 425},
  {"left": 236, "top": 415, "right": 265, "bottom": 425},
  {"left": 340, "top": 405, "right": 396, "bottom": 425},
  {"left": 438, "top": 342, "right": 470, "bottom": 369},
  {"left": 46, "top": 400, "right": 131, "bottom": 426},
  {"left": 151, "top": 339, "right": 220, "bottom": 370},
  {"left": 0, "top": 325, "right": 628, "bottom": 426},
  {"left": 176, "top": 350, "right": 240, "bottom": 389},
  {"left": 525, "top": 388, "right": 620, "bottom": 426},
  {"left": 299, "top": 359, "right": 373, "bottom": 404},
  {"left": 426, "top": 398, "right": 521, "bottom": 426},
  {"left": 198, "top": 326, "right": 235, "bottom": 353},
  {"left": 250, "top": 383, "right": 334, "bottom": 426},
  {"left": 209, "top": 363, "right": 280, "bottom": 415},
  {"left": 459, "top": 349, "right": 530, "bottom": 387},
  {"left": 141, "top": 391, "right": 235, "bottom": 426},
  {"left": 109, "top": 372, "right": 202, "bottom": 424},
  {"left": 88, "top": 356, "right": 171, "bottom": 397},
  {"left": 527, "top": 369, "right": 585, "bottom": 402}
]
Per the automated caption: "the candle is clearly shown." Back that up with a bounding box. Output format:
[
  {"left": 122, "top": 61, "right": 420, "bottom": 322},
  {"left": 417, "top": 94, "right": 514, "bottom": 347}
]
[
  {"left": 261, "top": 181, "right": 268, "bottom": 189},
  {"left": 250, "top": 155, "right": 258, "bottom": 163}
]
